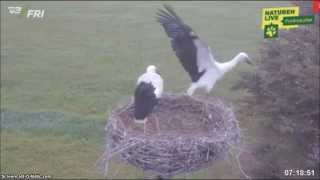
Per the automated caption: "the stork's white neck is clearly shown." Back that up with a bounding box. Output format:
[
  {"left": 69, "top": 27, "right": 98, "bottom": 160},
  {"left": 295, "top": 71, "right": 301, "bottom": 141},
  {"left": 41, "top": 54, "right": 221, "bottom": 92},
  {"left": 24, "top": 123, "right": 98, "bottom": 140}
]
[{"left": 215, "top": 53, "right": 245, "bottom": 74}]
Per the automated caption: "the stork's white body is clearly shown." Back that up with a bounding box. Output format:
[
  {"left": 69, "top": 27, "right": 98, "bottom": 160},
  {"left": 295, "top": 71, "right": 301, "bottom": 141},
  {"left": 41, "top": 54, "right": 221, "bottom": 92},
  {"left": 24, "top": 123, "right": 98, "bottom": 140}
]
[
  {"left": 137, "top": 66, "right": 163, "bottom": 98},
  {"left": 134, "top": 65, "right": 163, "bottom": 123},
  {"left": 187, "top": 68, "right": 220, "bottom": 95},
  {"left": 134, "top": 65, "right": 163, "bottom": 133},
  {"left": 187, "top": 47, "right": 251, "bottom": 96}
]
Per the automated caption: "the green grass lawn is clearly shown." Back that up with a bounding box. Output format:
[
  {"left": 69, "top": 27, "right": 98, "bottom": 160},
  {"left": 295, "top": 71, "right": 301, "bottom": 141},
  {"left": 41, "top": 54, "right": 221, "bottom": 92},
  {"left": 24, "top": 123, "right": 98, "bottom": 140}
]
[{"left": 1, "top": 1, "right": 291, "bottom": 179}]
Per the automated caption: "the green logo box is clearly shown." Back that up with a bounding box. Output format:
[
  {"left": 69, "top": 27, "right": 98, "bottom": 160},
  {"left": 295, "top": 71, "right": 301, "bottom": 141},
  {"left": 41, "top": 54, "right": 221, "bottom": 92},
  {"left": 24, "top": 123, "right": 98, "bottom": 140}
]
[
  {"left": 282, "top": 15, "right": 315, "bottom": 25},
  {"left": 264, "top": 24, "right": 279, "bottom": 38}
]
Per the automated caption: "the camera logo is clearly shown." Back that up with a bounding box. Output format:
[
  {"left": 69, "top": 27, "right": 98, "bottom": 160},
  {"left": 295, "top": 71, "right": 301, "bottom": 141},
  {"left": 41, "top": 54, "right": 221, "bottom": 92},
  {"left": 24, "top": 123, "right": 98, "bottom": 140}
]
[
  {"left": 8, "top": 6, "right": 22, "bottom": 15},
  {"left": 8, "top": 6, "right": 45, "bottom": 19}
]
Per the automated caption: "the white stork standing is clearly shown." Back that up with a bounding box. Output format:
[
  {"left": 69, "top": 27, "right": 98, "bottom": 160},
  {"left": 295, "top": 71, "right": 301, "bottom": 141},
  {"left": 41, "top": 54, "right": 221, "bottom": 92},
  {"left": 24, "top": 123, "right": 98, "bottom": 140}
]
[
  {"left": 134, "top": 65, "right": 163, "bottom": 133},
  {"left": 157, "top": 5, "right": 253, "bottom": 96}
]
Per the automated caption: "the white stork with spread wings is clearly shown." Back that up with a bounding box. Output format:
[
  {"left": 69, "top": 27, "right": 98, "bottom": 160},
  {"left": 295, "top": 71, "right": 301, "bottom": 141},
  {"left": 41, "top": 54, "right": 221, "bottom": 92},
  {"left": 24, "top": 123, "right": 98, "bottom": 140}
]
[{"left": 157, "top": 5, "right": 252, "bottom": 96}]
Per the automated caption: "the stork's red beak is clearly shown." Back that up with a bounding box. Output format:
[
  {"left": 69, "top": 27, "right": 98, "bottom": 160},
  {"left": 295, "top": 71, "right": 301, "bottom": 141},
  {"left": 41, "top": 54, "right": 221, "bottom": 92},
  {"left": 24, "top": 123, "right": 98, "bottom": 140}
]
[
  {"left": 246, "top": 56, "right": 253, "bottom": 65},
  {"left": 156, "top": 69, "right": 161, "bottom": 75}
]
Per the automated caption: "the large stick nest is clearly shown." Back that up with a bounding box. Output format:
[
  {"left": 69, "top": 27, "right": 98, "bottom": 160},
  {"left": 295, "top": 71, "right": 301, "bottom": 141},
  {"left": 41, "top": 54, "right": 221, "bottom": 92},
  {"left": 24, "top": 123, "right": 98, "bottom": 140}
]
[{"left": 101, "top": 94, "right": 241, "bottom": 178}]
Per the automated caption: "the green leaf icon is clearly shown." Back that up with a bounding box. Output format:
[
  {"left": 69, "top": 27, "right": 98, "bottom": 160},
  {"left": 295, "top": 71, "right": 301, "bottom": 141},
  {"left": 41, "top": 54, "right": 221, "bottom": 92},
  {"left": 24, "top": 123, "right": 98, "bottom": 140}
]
[{"left": 264, "top": 24, "right": 278, "bottom": 38}]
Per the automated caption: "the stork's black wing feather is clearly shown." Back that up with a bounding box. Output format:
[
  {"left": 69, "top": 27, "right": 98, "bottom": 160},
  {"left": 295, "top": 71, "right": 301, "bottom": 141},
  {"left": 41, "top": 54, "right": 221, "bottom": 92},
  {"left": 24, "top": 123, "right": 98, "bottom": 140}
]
[
  {"left": 156, "top": 5, "right": 205, "bottom": 82},
  {"left": 134, "top": 82, "right": 158, "bottom": 120}
]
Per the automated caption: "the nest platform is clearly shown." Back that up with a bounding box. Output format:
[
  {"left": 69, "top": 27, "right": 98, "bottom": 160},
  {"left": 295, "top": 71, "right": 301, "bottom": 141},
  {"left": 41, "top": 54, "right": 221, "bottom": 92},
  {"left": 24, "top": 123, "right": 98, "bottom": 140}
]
[{"left": 102, "top": 93, "right": 241, "bottom": 178}]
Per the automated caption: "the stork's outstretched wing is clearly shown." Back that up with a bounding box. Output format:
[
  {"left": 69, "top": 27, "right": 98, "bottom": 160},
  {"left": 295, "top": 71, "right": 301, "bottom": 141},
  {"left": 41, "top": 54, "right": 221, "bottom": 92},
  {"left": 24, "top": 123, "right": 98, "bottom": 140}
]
[
  {"left": 156, "top": 5, "right": 205, "bottom": 82},
  {"left": 193, "top": 39, "right": 217, "bottom": 73}
]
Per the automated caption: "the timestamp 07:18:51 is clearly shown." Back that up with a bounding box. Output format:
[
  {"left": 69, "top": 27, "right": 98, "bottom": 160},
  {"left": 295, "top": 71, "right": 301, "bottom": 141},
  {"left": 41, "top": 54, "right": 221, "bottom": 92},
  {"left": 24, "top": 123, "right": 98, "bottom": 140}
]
[{"left": 284, "top": 169, "right": 316, "bottom": 176}]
